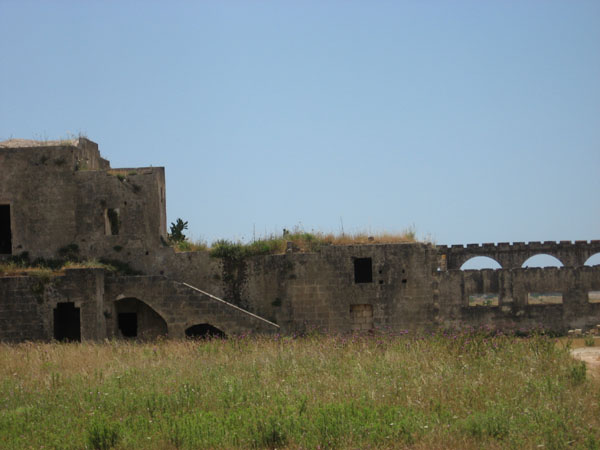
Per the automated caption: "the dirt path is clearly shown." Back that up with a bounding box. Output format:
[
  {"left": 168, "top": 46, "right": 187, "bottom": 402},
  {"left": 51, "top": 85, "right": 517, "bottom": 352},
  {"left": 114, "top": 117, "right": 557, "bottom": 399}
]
[{"left": 571, "top": 347, "right": 600, "bottom": 378}]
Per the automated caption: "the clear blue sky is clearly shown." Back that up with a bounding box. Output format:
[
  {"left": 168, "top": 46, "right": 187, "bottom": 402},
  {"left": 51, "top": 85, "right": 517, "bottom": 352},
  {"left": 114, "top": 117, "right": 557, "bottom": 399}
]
[{"left": 1, "top": 1, "right": 599, "bottom": 246}]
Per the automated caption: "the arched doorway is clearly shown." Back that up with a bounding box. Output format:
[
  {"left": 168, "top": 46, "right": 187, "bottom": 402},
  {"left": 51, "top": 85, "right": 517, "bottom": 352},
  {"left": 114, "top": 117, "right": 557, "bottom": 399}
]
[
  {"left": 114, "top": 298, "right": 167, "bottom": 339},
  {"left": 185, "top": 323, "right": 226, "bottom": 339}
]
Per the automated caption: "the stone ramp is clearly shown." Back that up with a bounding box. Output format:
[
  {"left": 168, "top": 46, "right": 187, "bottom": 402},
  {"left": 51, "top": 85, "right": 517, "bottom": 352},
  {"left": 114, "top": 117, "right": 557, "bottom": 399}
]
[{"left": 180, "top": 281, "right": 280, "bottom": 333}]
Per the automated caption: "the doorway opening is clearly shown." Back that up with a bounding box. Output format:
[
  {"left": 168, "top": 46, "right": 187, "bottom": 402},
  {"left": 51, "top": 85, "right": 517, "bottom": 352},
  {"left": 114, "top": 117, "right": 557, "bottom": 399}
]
[
  {"left": 118, "top": 312, "right": 138, "bottom": 338},
  {"left": 0, "top": 205, "right": 11, "bottom": 254},
  {"left": 53, "top": 302, "right": 81, "bottom": 342}
]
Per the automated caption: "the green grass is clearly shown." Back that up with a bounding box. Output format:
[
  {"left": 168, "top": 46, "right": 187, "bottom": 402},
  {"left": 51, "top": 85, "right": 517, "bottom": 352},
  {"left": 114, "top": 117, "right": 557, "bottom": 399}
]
[{"left": 0, "top": 332, "right": 598, "bottom": 449}]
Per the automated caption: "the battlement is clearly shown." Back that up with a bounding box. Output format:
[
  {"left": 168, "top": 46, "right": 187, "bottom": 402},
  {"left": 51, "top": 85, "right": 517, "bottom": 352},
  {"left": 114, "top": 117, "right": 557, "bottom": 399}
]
[
  {"left": 443, "top": 240, "right": 600, "bottom": 251},
  {"left": 440, "top": 240, "right": 600, "bottom": 270}
]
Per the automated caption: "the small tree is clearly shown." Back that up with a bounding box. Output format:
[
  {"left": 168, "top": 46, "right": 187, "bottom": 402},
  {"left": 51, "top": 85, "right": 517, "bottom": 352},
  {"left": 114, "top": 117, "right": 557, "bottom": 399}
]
[{"left": 169, "top": 218, "right": 188, "bottom": 243}]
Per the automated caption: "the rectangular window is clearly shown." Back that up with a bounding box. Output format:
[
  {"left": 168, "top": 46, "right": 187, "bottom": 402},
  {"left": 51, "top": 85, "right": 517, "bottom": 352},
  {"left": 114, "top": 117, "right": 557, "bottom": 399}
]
[
  {"left": 104, "top": 208, "right": 120, "bottom": 235},
  {"left": 0, "top": 204, "right": 11, "bottom": 254},
  {"left": 354, "top": 257, "right": 373, "bottom": 283},
  {"left": 527, "top": 292, "right": 563, "bottom": 305},
  {"left": 588, "top": 291, "right": 600, "bottom": 304},
  {"left": 468, "top": 294, "right": 499, "bottom": 307},
  {"left": 350, "top": 304, "right": 373, "bottom": 331},
  {"left": 53, "top": 302, "right": 81, "bottom": 342}
]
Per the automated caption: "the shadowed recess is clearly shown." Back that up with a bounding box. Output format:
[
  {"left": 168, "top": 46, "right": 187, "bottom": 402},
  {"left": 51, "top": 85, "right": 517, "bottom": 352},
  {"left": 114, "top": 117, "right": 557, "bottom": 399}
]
[{"left": 185, "top": 323, "right": 226, "bottom": 339}]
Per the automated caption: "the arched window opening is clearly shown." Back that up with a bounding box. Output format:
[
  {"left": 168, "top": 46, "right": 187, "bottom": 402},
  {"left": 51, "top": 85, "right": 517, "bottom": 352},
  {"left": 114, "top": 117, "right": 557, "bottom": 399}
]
[
  {"left": 521, "top": 254, "right": 564, "bottom": 268},
  {"left": 185, "top": 324, "right": 226, "bottom": 339},
  {"left": 114, "top": 298, "right": 167, "bottom": 340},
  {"left": 584, "top": 253, "right": 600, "bottom": 267},
  {"left": 460, "top": 256, "right": 502, "bottom": 270}
]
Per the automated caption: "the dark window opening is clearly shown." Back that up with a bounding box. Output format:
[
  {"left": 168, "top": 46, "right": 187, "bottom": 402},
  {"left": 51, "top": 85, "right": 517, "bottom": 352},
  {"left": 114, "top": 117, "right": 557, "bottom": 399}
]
[
  {"left": 105, "top": 208, "right": 120, "bottom": 235},
  {"left": 185, "top": 323, "right": 226, "bottom": 339},
  {"left": 354, "top": 257, "right": 373, "bottom": 283},
  {"left": 0, "top": 205, "right": 12, "bottom": 254},
  {"left": 118, "top": 312, "right": 138, "bottom": 337},
  {"left": 53, "top": 302, "right": 81, "bottom": 342}
]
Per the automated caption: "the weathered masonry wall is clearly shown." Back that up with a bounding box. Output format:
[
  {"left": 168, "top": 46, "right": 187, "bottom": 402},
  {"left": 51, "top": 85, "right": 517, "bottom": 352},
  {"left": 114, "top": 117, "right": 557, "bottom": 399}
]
[
  {"left": 434, "top": 266, "right": 600, "bottom": 333},
  {"left": 0, "top": 269, "right": 278, "bottom": 342},
  {"left": 1, "top": 138, "right": 599, "bottom": 341},
  {"left": 0, "top": 139, "right": 167, "bottom": 259},
  {"left": 0, "top": 269, "right": 105, "bottom": 342},
  {"left": 121, "top": 241, "right": 600, "bottom": 335},
  {"left": 439, "top": 241, "right": 600, "bottom": 270}
]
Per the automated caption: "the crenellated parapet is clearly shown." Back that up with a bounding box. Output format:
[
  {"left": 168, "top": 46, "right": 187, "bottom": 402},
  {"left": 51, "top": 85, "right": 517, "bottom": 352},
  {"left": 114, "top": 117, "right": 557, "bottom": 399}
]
[{"left": 438, "top": 240, "right": 600, "bottom": 270}]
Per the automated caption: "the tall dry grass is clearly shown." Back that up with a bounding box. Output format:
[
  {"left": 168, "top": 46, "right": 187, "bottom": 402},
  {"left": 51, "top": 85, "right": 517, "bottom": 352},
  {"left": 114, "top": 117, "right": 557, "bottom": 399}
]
[{"left": 0, "top": 332, "right": 598, "bottom": 449}]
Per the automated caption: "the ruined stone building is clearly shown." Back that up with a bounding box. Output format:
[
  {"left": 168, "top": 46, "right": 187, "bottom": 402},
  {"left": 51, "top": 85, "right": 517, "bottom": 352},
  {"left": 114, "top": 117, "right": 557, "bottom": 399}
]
[{"left": 1, "top": 138, "right": 599, "bottom": 342}]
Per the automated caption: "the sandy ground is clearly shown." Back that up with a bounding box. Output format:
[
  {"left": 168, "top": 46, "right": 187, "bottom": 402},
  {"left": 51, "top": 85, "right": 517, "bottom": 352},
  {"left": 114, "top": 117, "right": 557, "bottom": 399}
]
[{"left": 571, "top": 347, "right": 600, "bottom": 378}]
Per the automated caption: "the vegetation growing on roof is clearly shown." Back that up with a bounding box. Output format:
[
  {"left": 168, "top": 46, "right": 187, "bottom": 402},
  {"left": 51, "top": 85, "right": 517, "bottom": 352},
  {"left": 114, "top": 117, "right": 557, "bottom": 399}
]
[
  {"left": 0, "top": 252, "right": 140, "bottom": 277},
  {"left": 206, "top": 226, "right": 418, "bottom": 258}
]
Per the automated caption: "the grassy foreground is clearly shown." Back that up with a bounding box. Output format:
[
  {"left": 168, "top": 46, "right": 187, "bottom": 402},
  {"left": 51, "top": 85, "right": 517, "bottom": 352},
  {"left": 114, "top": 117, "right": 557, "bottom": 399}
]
[{"left": 0, "top": 333, "right": 599, "bottom": 449}]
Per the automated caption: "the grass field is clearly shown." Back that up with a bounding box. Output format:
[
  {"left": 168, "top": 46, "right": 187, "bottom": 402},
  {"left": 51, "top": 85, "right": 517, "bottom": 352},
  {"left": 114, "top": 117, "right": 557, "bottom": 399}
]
[{"left": 0, "top": 332, "right": 598, "bottom": 449}]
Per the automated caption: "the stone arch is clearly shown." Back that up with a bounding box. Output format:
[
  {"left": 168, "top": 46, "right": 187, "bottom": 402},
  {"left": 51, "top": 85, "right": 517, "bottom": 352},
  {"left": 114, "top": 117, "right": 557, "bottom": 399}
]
[
  {"left": 584, "top": 253, "right": 600, "bottom": 267},
  {"left": 521, "top": 254, "right": 564, "bottom": 268},
  {"left": 460, "top": 256, "right": 502, "bottom": 270},
  {"left": 114, "top": 297, "right": 168, "bottom": 339},
  {"left": 185, "top": 323, "right": 226, "bottom": 339}
]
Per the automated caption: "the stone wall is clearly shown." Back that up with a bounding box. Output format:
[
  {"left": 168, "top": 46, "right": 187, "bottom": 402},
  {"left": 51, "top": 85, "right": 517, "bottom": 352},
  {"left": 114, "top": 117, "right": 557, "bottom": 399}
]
[
  {"left": 0, "top": 269, "right": 104, "bottom": 342},
  {"left": 0, "top": 139, "right": 166, "bottom": 260},
  {"left": 2, "top": 138, "right": 600, "bottom": 341},
  {"left": 106, "top": 240, "right": 600, "bottom": 336},
  {"left": 0, "top": 268, "right": 279, "bottom": 342},
  {"left": 440, "top": 240, "right": 600, "bottom": 270}
]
